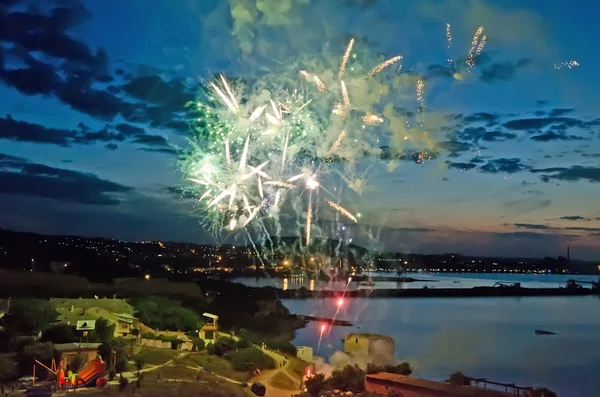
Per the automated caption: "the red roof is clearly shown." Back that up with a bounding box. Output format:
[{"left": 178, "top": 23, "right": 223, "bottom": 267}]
[{"left": 366, "top": 373, "right": 512, "bottom": 397}]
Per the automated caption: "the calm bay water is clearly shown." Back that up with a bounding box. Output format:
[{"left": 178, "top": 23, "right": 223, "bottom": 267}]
[
  {"left": 272, "top": 274, "right": 600, "bottom": 397},
  {"left": 234, "top": 271, "right": 600, "bottom": 290}
]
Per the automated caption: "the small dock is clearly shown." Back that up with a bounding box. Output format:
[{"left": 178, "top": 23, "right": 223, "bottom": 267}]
[{"left": 294, "top": 314, "right": 353, "bottom": 326}]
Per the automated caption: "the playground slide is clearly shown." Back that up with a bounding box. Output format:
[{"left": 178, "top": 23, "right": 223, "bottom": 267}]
[{"left": 75, "top": 359, "right": 106, "bottom": 387}]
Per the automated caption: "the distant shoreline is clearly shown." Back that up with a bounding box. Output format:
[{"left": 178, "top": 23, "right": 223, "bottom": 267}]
[{"left": 277, "top": 286, "right": 598, "bottom": 299}]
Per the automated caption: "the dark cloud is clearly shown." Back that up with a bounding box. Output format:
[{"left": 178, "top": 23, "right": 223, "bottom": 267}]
[
  {"left": 480, "top": 59, "right": 532, "bottom": 83},
  {"left": 531, "top": 130, "right": 586, "bottom": 142},
  {"left": 132, "top": 134, "right": 170, "bottom": 147},
  {"left": 0, "top": 115, "right": 127, "bottom": 146},
  {"left": 503, "top": 116, "right": 586, "bottom": 131},
  {"left": 549, "top": 108, "right": 574, "bottom": 117},
  {"left": 504, "top": 198, "right": 552, "bottom": 214},
  {"left": 445, "top": 161, "right": 476, "bottom": 171},
  {"left": 122, "top": 75, "right": 195, "bottom": 112},
  {"left": 137, "top": 147, "right": 178, "bottom": 155},
  {"left": 105, "top": 143, "right": 118, "bottom": 151},
  {"left": 0, "top": 153, "right": 132, "bottom": 205},
  {"left": 513, "top": 223, "right": 600, "bottom": 233},
  {"left": 560, "top": 216, "right": 588, "bottom": 221},
  {"left": 514, "top": 223, "right": 551, "bottom": 230},
  {"left": 460, "top": 127, "right": 516, "bottom": 142},
  {"left": 462, "top": 112, "right": 500, "bottom": 124},
  {"left": 115, "top": 123, "right": 146, "bottom": 136},
  {"left": 531, "top": 166, "right": 600, "bottom": 183},
  {"left": 480, "top": 158, "right": 528, "bottom": 174},
  {"left": 0, "top": 1, "right": 194, "bottom": 133},
  {"left": 536, "top": 100, "right": 549, "bottom": 106},
  {"left": 438, "top": 140, "right": 471, "bottom": 157}
]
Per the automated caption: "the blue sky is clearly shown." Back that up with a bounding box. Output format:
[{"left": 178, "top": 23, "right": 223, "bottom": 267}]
[{"left": 0, "top": 0, "right": 598, "bottom": 259}]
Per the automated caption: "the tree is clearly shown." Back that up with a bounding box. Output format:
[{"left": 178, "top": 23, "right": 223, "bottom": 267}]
[
  {"left": 531, "top": 387, "right": 558, "bottom": 397},
  {"left": 446, "top": 371, "right": 471, "bottom": 386},
  {"left": 367, "top": 362, "right": 412, "bottom": 375},
  {"left": 134, "top": 357, "right": 145, "bottom": 370},
  {"left": 41, "top": 324, "right": 77, "bottom": 344},
  {"left": 0, "top": 355, "right": 17, "bottom": 382},
  {"left": 328, "top": 365, "right": 365, "bottom": 392},
  {"left": 7, "top": 299, "right": 57, "bottom": 333},
  {"left": 212, "top": 337, "right": 237, "bottom": 357},
  {"left": 89, "top": 318, "right": 115, "bottom": 344},
  {"left": 305, "top": 373, "right": 326, "bottom": 396},
  {"left": 130, "top": 296, "right": 200, "bottom": 332}
]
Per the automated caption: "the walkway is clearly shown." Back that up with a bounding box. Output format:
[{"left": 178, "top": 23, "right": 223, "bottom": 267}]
[{"left": 220, "top": 331, "right": 302, "bottom": 397}]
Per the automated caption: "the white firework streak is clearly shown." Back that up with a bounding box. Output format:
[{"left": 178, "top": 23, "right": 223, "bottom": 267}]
[
  {"left": 264, "top": 181, "right": 296, "bottom": 189},
  {"left": 339, "top": 38, "right": 355, "bottom": 78},
  {"left": 225, "top": 138, "right": 232, "bottom": 169},
  {"left": 210, "top": 76, "right": 238, "bottom": 113},
  {"left": 306, "top": 191, "right": 313, "bottom": 244},
  {"left": 249, "top": 104, "right": 267, "bottom": 121},
  {"left": 326, "top": 199, "right": 357, "bottom": 223},
  {"left": 328, "top": 130, "right": 346, "bottom": 155},
  {"left": 341, "top": 80, "right": 351, "bottom": 109},
  {"left": 361, "top": 115, "right": 384, "bottom": 125},
  {"left": 365, "top": 56, "right": 403, "bottom": 79},
  {"left": 281, "top": 132, "right": 290, "bottom": 172}
]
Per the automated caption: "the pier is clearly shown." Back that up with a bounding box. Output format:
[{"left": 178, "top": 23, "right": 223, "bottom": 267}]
[{"left": 293, "top": 314, "right": 353, "bottom": 326}]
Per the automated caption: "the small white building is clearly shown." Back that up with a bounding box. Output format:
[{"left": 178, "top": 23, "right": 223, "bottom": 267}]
[{"left": 296, "top": 346, "right": 313, "bottom": 362}]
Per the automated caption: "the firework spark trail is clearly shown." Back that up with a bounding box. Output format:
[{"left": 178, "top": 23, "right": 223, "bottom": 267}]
[
  {"left": 225, "top": 138, "right": 232, "bottom": 169},
  {"left": 339, "top": 38, "right": 355, "bottom": 78},
  {"left": 328, "top": 278, "right": 352, "bottom": 336},
  {"left": 328, "top": 130, "right": 347, "bottom": 155},
  {"left": 341, "top": 80, "right": 351, "bottom": 108},
  {"left": 326, "top": 199, "right": 357, "bottom": 223},
  {"left": 264, "top": 181, "right": 295, "bottom": 189},
  {"left": 317, "top": 323, "right": 326, "bottom": 351},
  {"left": 554, "top": 60, "right": 580, "bottom": 69},
  {"left": 416, "top": 79, "right": 425, "bottom": 109},
  {"left": 476, "top": 34, "right": 487, "bottom": 57},
  {"left": 466, "top": 26, "right": 484, "bottom": 72},
  {"left": 306, "top": 192, "right": 313, "bottom": 245},
  {"left": 361, "top": 114, "right": 384, "bottom": 125},
  {"left": 365, "top": 56, "right": 403, "bottom": 79},
  {"left": 446, "top": 23, "right": 453, "bottom": 49},
  {"left": 281, "top": 132, "right": 290, "bottom": 171}
]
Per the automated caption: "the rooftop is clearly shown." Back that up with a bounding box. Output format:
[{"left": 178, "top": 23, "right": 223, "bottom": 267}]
[
  {"left": 54, "top": 342, "right": 102, "bottom": 352},
  {"left": 345, "top": 333, "right": 393, "bottom": 340},
  {"left": 366, "top": 373, "right": 512, "bottom": 397}
]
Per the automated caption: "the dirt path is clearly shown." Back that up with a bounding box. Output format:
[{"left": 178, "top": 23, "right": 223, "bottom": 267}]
[{"left": 253, "top": 349, "right": 301, "bottom": 397}]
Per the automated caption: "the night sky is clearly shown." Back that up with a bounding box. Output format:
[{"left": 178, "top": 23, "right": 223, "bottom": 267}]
[{"left": 0, "top": 0, "right": 598, "bottom": 259}]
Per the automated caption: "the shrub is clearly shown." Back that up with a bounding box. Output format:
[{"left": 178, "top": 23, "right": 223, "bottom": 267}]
[
  {"left": 134, "top": 357, "right": 145, "bottom": 370},
  {"left": 212, "top": 337, "right": 237, "bottom": 356},
  {"left": 236, "top": 338, "right": 251, "bottom": 349},
  {"left": 230, "top": 347, "right": 275, "bottom": 372},
  {"left": 446, "top": 371, "right": 470, "bottom": 386},
  {"left": 328, "top": 365, "right": 365, "bottom": 392},
  {"left": 367, "top": 362, "right": 412, "bottom": 376},
  {"left": 191, "top": 337, "right": 205, "bottom": 351},
  {"left": 265, "top": 340, "right": 296, "bottom": 355},
  {"left": 305, "top": 373, "right": 326, "bottom": 396},
  {"left": 115, "top": 357, "right": 128, "bottom": 373}
]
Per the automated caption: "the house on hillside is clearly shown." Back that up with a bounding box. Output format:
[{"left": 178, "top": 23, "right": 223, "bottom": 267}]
[{"left": 56, "top": 305, "right": 138, "bottom": 338}]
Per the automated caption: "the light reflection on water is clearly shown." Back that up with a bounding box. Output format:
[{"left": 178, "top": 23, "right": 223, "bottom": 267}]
[
  {"left": 282, "top": 294, "right": 600, "bottom": 397},
  {"left": 233, "top": 272, "right": 599, "bottom": 291}
]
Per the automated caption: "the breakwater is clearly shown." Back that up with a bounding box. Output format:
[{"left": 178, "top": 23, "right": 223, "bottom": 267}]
[{"left": 278, "top": 286, "right": 598, "bottom": 299}]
